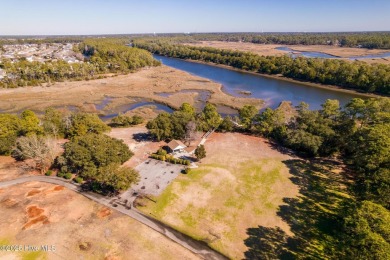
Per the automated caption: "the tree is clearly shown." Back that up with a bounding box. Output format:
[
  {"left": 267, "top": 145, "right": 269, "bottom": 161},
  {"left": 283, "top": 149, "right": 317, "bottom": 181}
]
[
  {"left": 342, "top": 201, "right": 390, "bottom": 259},
  {"left": 195, "top": 145, "right": 206, "bottom": 161},
  {"left": 43, "top": 107, "right": 66, "bottom": 137},
  {"left": 66, "top": 112, "right": 110, "bottom": 138},
  {"left": 239, "top": 105, "right": 258, "bottom": 130},
  {"left": 59, "top": 134, "right": 133, "bottom": 178},
  {"left": 146, "top": 112, "right": 173, "bottom": 141},
  {"left": 20, "top": 110, "right": 43, "bottom": 136},
  {"left": 320, "top": 99, "right": 340, "bottom": 119},
  {"left": 199, "top": 103, "right": 222, "bottom": 131},
  {"left": 218, "top": 116, "right": 234, "bottom": 132},
  {"left": 184, "top": 121, "right": 197, "bottom": 146},
  {"left": 347, "top": 123, "right": 390, "bottom": 208},
  {"left": 12, "top": 135, "right": 59, "bottom": 173},
  {"left": 0, "top": 114, "right": 21, "bottom": 155},
  {"left": 95, "top": 163, "right": 140, "bottom": 191},
  {"left": 179, "top": 102, "right": 196, "bottom": 116}
]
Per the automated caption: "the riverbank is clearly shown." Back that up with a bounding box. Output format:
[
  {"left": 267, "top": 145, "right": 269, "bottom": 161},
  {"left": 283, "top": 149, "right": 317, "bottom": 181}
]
[{"left": 177, "top": 58, "right": 381, "bottom": 98}]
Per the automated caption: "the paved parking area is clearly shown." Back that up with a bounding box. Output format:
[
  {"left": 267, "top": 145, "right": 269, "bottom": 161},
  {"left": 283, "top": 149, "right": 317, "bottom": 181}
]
[{"left": 129, "top": 159, "right": 184, "bottom": 196}]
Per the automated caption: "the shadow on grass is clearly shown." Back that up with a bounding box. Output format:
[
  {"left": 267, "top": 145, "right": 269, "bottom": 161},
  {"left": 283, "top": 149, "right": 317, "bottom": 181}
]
[{"left": 244, "top": 159, "right": 351, "bottom": 259}]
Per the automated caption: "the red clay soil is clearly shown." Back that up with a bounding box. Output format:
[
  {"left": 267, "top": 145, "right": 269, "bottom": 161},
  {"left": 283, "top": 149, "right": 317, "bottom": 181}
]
[
  {"left": 23, "top": 215, "right": 50, "bottom": 230},
  {"left": 97, "top": 207, "right": 112, "bottom": 218},
  {"left": 53, "top": 186, "right": 65, "bottom": 191},
  {"left": 26, "top": 205, "right": 44, "bottom": 218},
  {"left": 27, "top": 189, "right": 42, "bottom": 197}
]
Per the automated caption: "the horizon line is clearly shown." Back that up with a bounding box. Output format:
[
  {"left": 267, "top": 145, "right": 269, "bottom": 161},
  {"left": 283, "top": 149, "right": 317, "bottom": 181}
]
[{"left": 1, "top": 30, "right": 390, "bottom": 37}]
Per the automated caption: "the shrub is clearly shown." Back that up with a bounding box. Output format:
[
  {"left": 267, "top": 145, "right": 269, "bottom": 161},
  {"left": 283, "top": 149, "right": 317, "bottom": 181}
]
[
  {"left": 57, "top": 172, "right": 65, "bottom": 178},
  {"left": 45, "top": 170, "right": 53, "bottom": 176},
  {"left": 184, "top": 168, "right": 191, "bottom": 174},
  {"left": 151, "top": 153, "right": 191, "bottom": 166},
  {"left": 73, "top": 176, "right": 84, "bottom": 184},
  {"left": 64, "top": 173, "right": 73, "bottom": 179},
  {"left": 157, "top": 148, "right": 167, "bottom": 156}
]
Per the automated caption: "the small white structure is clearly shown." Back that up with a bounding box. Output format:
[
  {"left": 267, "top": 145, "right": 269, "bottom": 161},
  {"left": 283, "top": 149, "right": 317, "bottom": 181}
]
[{"left": 167, "top": 140, "right": 187, "bottom": 153}]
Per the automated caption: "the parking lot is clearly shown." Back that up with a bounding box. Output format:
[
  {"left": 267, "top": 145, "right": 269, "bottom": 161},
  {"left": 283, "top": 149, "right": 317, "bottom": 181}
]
[{"left": 130, "top": 159, "right": 184, "bottom": 196}]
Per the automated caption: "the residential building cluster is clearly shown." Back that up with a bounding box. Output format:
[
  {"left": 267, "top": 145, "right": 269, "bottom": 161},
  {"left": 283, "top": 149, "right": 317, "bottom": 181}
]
[{"left": 0, "top": 43, "right": 84, "bottom": 64}]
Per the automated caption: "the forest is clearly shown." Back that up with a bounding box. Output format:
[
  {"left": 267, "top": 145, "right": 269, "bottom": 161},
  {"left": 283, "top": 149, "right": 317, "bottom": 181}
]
[
  {"left": 133, "top": 39, "right": 390, "bottom": 95},
  {"left": 0, "top": 38, "right": 160, "bottom": 88}
]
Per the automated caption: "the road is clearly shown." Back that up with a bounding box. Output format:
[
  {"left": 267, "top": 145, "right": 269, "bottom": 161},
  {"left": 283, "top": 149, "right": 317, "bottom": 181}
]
[{"left": 0, "top": 176, "right": 228, "bottom": 260}]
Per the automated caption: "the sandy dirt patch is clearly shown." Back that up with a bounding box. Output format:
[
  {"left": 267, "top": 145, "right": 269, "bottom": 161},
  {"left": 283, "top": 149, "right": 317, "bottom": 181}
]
[
  {"left": 0, "top": 65, "right": 263, "bottom": 114},
  {"left": 0, "top": 156, "right": 32, "bottom": 181},
  {"left": 138, "top": 132, "right": 299, "bottom": 259},
  {"left": 0, "top": 182, "right": 199, "bottom": 260}
]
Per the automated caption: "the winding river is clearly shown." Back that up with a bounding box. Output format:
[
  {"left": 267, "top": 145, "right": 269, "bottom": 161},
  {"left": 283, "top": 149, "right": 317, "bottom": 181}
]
[{"left": 154, "top": 55, "right": 366, "bottom": 110}]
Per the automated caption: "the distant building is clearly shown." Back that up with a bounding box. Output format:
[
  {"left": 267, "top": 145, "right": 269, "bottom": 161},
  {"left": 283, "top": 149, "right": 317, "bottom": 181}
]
[{"left": 167, "top": 140, "right": 187, "bottom": 153}]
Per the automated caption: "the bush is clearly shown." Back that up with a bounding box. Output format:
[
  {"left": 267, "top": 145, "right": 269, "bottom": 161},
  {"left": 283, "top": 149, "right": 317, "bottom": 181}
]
[
  {"left": 184, "top": 168, "right": 191, "bottom": 174},
  {"left": 150, "top": 153, "right": 191, "bottom": 166},
  {"left": 57, "top": 172, "right": 65, "bottom": 178},
  {"left": 73, "top": 176, "right": 84, "bottom": 184},
  {"left": 64, "top": 173, "right": 73, "bottom": 180},
  {"left": 45, "top": 170, "right": 53, "bottom": 176},
  {"left": 157, "top": 148, "right": 167, "bottom": 156}
]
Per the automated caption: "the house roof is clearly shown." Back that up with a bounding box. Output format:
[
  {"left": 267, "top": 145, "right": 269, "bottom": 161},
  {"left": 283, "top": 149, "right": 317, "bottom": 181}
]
[{"left": 167, "top": 140, "right": 187, "bottom": 150}]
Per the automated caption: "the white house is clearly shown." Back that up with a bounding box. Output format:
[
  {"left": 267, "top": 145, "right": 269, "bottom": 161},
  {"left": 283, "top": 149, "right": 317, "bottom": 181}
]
[{"left": 167, "top": 140, "right": 187, "bottom": 153}]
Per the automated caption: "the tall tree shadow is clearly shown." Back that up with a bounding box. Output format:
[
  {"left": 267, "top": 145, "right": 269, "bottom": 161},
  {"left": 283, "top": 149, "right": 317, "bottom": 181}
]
[{"left": 244, "top": 159, "right": 351, "bottom": 259}]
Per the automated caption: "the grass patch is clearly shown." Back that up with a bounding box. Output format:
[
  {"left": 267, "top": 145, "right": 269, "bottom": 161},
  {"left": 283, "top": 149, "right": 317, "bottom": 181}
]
[
  {"left": 22, "top": 251, "right": 46, "bottom": 260},
  {"left": 150, "top": 185, "right": 178, "bottom": 217}
]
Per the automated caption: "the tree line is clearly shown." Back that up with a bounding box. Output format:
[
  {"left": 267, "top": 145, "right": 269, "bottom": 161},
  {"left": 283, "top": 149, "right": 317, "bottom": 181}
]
[
  {"left": 137, "top": 32, "right": 390, "bottom": 49},
  {"left": 133, "top": 39, "right": 390, "bottom": 95},
  {"left": 144, "top": 98, "right": 389, "bottom": 258},
  {"left": 0, "top": 38, "right": 160, "bottom": 88}
]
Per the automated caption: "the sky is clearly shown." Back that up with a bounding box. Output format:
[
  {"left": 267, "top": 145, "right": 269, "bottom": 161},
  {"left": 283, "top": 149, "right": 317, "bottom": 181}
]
[{"left": 1, "top": 0, "right": 389, "bottom": 35}]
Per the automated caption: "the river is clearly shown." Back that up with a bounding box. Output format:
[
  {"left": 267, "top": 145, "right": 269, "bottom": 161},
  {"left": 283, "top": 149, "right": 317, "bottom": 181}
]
[{"left": 154, "top": 55, "right": 364, "bottom": 110}]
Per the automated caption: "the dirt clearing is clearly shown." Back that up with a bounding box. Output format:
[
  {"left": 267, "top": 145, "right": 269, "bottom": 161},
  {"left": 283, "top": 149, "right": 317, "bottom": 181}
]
[{"left": 0, "top": 182, "right": 199, "bottom": 260}]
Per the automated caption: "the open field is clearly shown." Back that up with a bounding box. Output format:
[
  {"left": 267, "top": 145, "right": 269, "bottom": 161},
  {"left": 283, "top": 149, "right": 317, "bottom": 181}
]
[
  {"left": 0, "top": 65, "right": 263, "bottom": 115},
  {"left": 0, "top": 182, "right": 199, "bottom": 260},
  {"left": 136, "top": 132, "right": 300, "bottom": 259},
  {"left": 185, "top": 41, "right": 390, "bottom": 64}
]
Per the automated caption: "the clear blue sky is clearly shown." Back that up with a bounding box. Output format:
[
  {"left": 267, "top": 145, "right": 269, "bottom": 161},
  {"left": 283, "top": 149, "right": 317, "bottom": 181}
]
[{"left": 1, "top": 0, "right": 389, "bottom": 35}]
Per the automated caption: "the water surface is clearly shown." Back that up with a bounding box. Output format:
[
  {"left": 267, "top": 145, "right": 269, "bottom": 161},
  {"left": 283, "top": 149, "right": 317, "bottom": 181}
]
[{"left": 155, "top": 55, "right": 364, "bottom": 110}]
